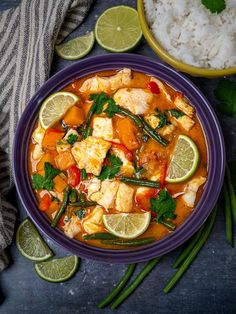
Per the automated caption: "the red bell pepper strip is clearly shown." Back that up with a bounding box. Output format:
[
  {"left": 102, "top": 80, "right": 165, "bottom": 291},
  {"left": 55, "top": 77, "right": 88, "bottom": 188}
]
[
  {"left": 39, "top": 193, "right": 51, "bottom": 212},
  {"left": 135, "top": 188, "right": 159, "bottom": 217},
  {"left": 67, "top": 165, "right": 81, "bottom": 187},
  {"left": 147, "top": 81, "right": 160, "bottom": 94},
  {"left": 110, "top": 142, "right": 134, "bottom": 162},
  {"left": 160, "top": 162, "right": 168, "bottom": 188}
]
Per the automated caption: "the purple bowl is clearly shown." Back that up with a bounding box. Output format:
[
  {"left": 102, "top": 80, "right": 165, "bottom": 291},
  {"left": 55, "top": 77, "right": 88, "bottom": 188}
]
[{"left": 13, "top": 54, "right": 225, "bottom": 263}]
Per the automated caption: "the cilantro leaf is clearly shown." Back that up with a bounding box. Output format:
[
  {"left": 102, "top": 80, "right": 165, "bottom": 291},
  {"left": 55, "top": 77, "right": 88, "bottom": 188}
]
[
  {"left": 67, "top": 133, "right": 78, "bottom": 145},
  {"left": 74, "top": 209, "right": 86, "bottom": 220},
  {"left": 168, "top": 109, "right": 185, "bottom": 119},
  {"left": 202, "top": 0, "right": 225, "bottom": 13},
  {"left": 150, "top": 189, "right": 176, "bottom": 222},
  {"left": 31, "top": 162, "right": 60, "bottom": 191},
  {"left": 104, "top": 98, "right": 119, "bottom": 117},
  {"left": 156, "top": 113, "right": 169, "bottom": 129},
  {"left": 90, "top": 92, "right": 109, "bottom": 114},
  {"left": 214, "top": 79, "right": 236, "bottom": 117},
  {"left": 98, "top": 155, "right": 123, "bottom": 181}
]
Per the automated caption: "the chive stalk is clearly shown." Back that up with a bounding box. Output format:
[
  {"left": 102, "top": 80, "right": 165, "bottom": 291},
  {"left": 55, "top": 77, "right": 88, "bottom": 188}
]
[
  {"left": 51, "top": 187, "right": 70, "bottom": 228},
  {"left": 120, "top": 176, "right": 160, "bottom": 188},
  {"left": 225, "top": 164, "right": 236, "bottom": 225},
  {"left": 223, "top": 183, "right": 233, "bottom": 247},
  {"left": 102, "top": 238, "right": 155, "bottom": 247}
]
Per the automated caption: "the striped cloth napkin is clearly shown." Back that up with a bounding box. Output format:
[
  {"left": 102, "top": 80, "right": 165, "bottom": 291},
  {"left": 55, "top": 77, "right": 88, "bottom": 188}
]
[{"left": 0, "top": 0, "right": 93, "bottom": 271}]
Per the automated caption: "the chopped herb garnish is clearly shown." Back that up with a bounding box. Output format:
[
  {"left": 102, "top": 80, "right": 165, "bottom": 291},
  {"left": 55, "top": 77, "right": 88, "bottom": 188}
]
[
  {"left": 90, "top": 92, "right": 109, "bottom": 114},
  {"left": 77, "top": 123, "right": 85, "bottom": 134},
  {"left": 74, "top": 209, "right": 86, "bottom": 220},
  {"left": 98, "top": 155, "right": 123, "bottom": 181},
  {"left": 32, "top": 162, "right": 60, "bottom": 191},
  {"left": 81, "top": 168, "right": 88, "bottom": 180},
  {"left": 214, "top": 79, "right": 236, "bottom": 117},
  {"left": 201, "top": 0, "right": 225, "bottom": 14},
  {"left": 104, "top": 98, "right": 119, "bottom": 117},
  {"left": 156, "top": 112, "right": 169, "bottom": 129},
  {"left": 150, "top": 189, "right": 176, "bottom": 223},
  {"left": 67, "top": 133, "right": 78, "bottom": 145},
  {"left": 168, "top": 109, "right": 185, "bottom": 119}
]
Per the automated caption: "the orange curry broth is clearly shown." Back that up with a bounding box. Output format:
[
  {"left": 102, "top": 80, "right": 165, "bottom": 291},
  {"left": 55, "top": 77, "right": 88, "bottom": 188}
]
[{"left": 28, "top": 70, "right": 208, "bottom": 249}]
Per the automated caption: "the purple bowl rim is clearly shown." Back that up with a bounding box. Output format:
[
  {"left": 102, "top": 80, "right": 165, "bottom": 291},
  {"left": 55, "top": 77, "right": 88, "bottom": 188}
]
[{"left": 12, "top": 53, "right": 225, "bottom": 264}]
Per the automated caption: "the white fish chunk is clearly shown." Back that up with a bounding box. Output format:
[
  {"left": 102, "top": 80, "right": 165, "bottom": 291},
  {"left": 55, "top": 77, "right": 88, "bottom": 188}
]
[
  {"left": 32, "top": 126, "right": 45, "bottom": 160},
  {"left": 63, "top": 215, "right": 81, "bottom": 239},
  {"left": 115, "top": 183, "right": 134, "bottom": 212},
  {"left": 79, "top": 68, "right": 132, "bottom": 94},
  {"left": 150, "top": 77, "right": 171, "bottom": 101},
  {"left": 176, "top": 115, "right": 195, "bottom": 131},
  {"left": 71, "top": 136, "right": 111, "bottom": 176},
  {"left": 174, "top": 94, "right": 194, "bottom": 118},
  {"left": 182, "top": 176, "right": 206, "bottom": 207},
  {"left": 83, "top": 206, "right": 104, "bottom": 234},
  {"left": 92, "top": 117, "right": 113, "bottom": 141},
  {"left": 56, "top": 129, "right": 79, "bottom": 153},
  {"left": 111, "top": 146, "right": 134, "bottom": 177},
  {"left": 159, "top": 124, "right": 176, "bottom": 136},
  {"left": 113, "top": 88, "right": 153, "bottom": 115},
  {"left": 32, "top": 144, "right": 44, "bottom": 160}
]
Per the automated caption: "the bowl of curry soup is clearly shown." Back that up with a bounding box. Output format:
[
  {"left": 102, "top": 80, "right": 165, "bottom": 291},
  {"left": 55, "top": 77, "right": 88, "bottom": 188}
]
[{"left": 13, "top": 54, "right": 225, "bottom": 263}]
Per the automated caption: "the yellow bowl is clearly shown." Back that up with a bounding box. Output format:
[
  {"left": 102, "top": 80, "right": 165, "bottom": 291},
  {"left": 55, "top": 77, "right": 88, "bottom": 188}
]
[{"left": 137, "top": 0, "right": 236, "bottom": 78}]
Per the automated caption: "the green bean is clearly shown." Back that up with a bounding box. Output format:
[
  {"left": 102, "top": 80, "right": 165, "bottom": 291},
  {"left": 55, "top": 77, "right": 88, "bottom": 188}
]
[
  {"left": 69, "top": 189, "right": 77, "bottom": 203},
  {"left": 172, "top": 225, "right": 204, "bottom": 269},
  {"left": 69, "top": 200, "right": 97, "bottom": 207},
  {"left": 83, "top": 233, "right": 118, "bottom": 240},
  {"left": 142, "top": 119, "right": 168, "bottom": 147},
  {"left": 225, "top": 164, "right": 236, "bottom": 225},
  {"left": 117, "top": 106, "right": 143, "bottom": 128},
  {"left": 98, "top": 264, "right": 136, "bottom": 309},
  {"left": 223, "top": 183, "right": 233, "bottom": 247},
  {"left": 83, "top": 126, "right": 92, "bottom": 139},
  {"left": 120, "top": 176, "right": 160, "bottom": 188},
  {"left": 102, "top": 237, "right": 155, "bottom": 247},
  {"left": 111, "top": 257, "right": 161, "bottom": 309},
  {"left": 81, "top": 168, "right": 87, "bottom": 180},
  {"left": 159, "top": 219, "right": 176, "bottom": 231},
  {"left": 163, "top": 206, "right": 217, "bottom": 293},
  {"left": 51, "top": 187, "right": 70, "bottom": 228}
]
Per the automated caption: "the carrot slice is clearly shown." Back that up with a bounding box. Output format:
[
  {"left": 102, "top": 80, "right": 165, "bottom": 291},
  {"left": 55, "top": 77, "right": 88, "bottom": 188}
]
[
  {"left": 53, "top": 175, "right": 68, "bottom": 192},
  {"left": 39, "top": 193, "right": 51, "bottom": 212},
  {"left": 54, "top": 151, "right": 75, "bottom": 171},
  {"left": 115, "top": 117, "right": 139, "bottom": 150},
  {"left": 42, "top": 129, "right": 64, "bottom": 150},
  {"left": 36, "top": 152, "right": 56, "bottom": 172}
]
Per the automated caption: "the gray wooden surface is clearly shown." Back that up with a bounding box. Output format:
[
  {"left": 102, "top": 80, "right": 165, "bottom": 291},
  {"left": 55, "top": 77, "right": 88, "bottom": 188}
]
[{"left": 1, "top": 0, "right": 236, "bottom": 313}]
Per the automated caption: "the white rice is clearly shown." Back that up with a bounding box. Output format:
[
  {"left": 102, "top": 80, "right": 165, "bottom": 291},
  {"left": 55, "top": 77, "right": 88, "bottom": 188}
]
[{"left": 144, "top": 0, "right": 236, "bottom": 69}]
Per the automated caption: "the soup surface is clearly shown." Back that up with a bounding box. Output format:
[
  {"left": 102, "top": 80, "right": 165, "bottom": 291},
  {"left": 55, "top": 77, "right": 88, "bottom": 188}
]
[{"left": 28, "top": 69, "right": 207, "bottom": 249}]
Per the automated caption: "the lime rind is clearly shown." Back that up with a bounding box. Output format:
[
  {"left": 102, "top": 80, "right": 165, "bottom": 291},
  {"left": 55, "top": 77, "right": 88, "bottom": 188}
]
[
  {"left": 16, "top": 218, "right": 53, "bottom": 262},
  {"left": 103, "top": 212, "right": 151, "bottom": 239},
  {"left": 55, "top": 31, "right": 95, "bottom": 60},
  {"left": 166, "top": 135, "right": 200, "bottom": 183},
  {"left": 39, "top": 91, "right": 79, "bottom": 129},
  {"left": 95, "top": 6, "right": 142, "bottom": 53},
  {"left": 34, "top": 256, "right": 79, "bottom": 282}
]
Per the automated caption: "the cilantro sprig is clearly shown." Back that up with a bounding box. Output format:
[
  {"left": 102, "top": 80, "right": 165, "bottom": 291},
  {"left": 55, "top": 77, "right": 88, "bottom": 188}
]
[
  {"left": 156, "top": 112, "right": 169, "bottom": 129},
  {"left": 98, "top": 155, "right": 123, "bottom": 181},
  {"left": 168, "top": 109, "right": 185, "bottom": 119},
  {"left": 202, "top": 0, "right": 226, "bottom": 14},
  {"left": 89, "top": 92, "right": 119, "bottom": 118},
  {"left": 67, "top": 133, "right": 78, "bottom": 145},
  {"left": 214, "top": 79, "right": 236, "bottom": 117},
  {"left": 150, "top": 189, "right": 176, "bottom": 222},
  {"left": 32, "top": 162, "right": 60, "bottom": 191}
]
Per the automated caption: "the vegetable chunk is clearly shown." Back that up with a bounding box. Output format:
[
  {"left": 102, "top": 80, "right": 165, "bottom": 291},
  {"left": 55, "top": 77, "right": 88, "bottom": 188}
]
[
  {"left": 71, "top": 136, "right": 111, "bottom": 176},
  {"left": 79, "top": 68, "right": 132, "bottom": 94},
  {"left": 113, "top": 88, "right": 153, "bottom": 115}
]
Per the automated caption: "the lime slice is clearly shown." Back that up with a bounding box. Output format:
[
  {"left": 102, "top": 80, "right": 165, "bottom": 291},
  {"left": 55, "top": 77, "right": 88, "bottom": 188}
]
[
  {"left": 103, "top": 212, "right": 151, "bottom": 239},
  {"left": 39, "top": 91, "right": 79, "bottom": 129},
  {"left": 16, "top": 218, "right": 53, "bottom": 261},
  {"left": 35, "top": 256, "right": 79, "bottom": 282},
  {"left": 55, "top": 31, "right": 95, "bottom": 60},
  {"left": 95, "top": 6, "right": 142, "bottom": 52},
  {"left": 166, "top": 135, "right": 200, "bottom": 183}
]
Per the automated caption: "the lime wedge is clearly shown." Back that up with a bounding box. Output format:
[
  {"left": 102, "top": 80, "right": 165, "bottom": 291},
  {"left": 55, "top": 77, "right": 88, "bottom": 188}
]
[
  {"left": 55, "top": 31, "right": 95, "bottom": 60},
  {"left": 166, "top": 135, "right": 200, "bottom": 183},
  {"left": 95, "top": 6, "right": 142, "bottom": 52},
  {"left": 39, "top": 91, "right": 79, "bottom": 129},
  {"left": 35, "top": 256, "right": 79, "bottom": 282},
  {"left": 103, "top": 212, "right": 151, "bottom": 239},
  {"left": 16, "top": 218, "right": 53, "bottom": 262}
]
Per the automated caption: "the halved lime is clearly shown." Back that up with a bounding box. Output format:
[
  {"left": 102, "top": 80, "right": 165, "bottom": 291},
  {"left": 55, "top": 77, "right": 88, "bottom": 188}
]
[
  {"left": 103, "top": 212, "right": 151, "bottom": 239},
  {"left": 39, "top": 91, "right": 79, "bottom": 129},
  {"left": 95, "top": 6, "right": 142, "bottom": 52},
  {"left": 35, "top": 256, "right": 79, "bottom": 282},
  {"left": 16, "top": 218, "right": 53, "bottom": 261},
  {"left": 55, "top": 31, "right": 95, "bottom": 60},
  {"left": 166, "top": 135, "right": 200, "bottom": 183}
]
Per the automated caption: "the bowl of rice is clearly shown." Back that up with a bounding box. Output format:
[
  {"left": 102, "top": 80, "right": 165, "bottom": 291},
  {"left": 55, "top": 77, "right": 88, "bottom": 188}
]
[{"left": 137, "top": 0, "right": 236, "bottom": 77}]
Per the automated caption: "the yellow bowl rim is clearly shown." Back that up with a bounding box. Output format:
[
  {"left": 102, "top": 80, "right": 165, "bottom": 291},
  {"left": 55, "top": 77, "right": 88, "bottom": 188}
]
[{"left": 137, "top": 0, "right": 236, "bottom": 78}]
